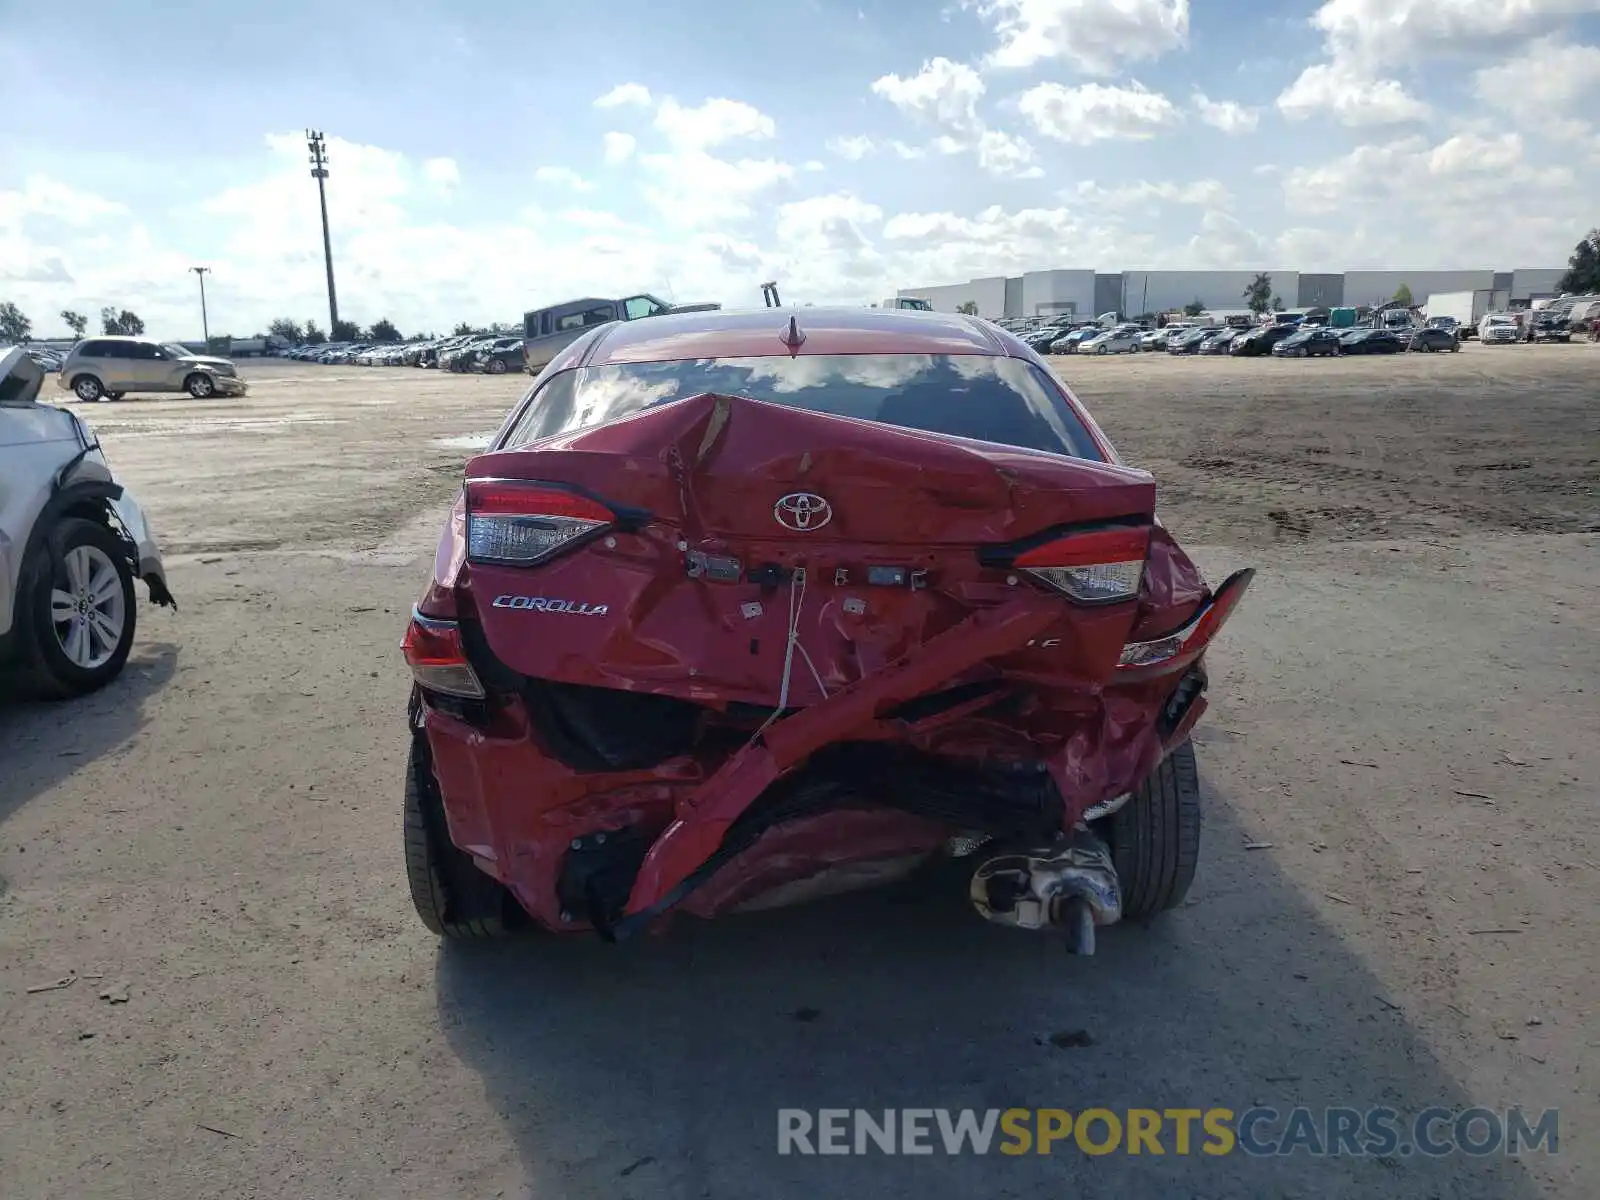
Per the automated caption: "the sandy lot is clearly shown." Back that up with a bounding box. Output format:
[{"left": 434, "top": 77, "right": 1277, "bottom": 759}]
[{"left": 1, "top": 345, "right": 1596, "bottom": 1199}]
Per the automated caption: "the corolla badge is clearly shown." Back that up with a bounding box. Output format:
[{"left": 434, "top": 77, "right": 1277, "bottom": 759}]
[
  {"left": 773, "top": 492, "right": 834, "bottom": 532},
  {"left": 492, "top": 595, "right": 609, "bottom": 615}
]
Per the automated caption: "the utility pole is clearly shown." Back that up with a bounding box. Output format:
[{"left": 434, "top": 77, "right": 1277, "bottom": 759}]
[
  {"left": 306, "top": 130, "right": 339, "bottom": 335},
  {"left": 189, "top": 266, "right": 211, "bottom": 344}
]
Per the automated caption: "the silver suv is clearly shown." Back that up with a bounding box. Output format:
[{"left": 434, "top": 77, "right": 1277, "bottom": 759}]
[
  {"left": 56, "top": 336, "right": 249, "bottom": 402},
  {"left": 1, "top": 348, "right": 173, "bottom": 697}
]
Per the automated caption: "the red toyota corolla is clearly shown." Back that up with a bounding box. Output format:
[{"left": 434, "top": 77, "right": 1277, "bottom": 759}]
[{"left": 401, "top": 307, "right": 1252, "bottom": 953}]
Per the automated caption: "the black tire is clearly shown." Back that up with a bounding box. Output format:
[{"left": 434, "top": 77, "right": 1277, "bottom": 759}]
[
  {"left": 1109, "top": 740, "right": 1201, "bottom": 918},
  {"left": 106, "top": 391, "right": 126, "bottom": 400},
  {"left": 488, "top": 357, "right": 509, "bottom": 374},
  {"left": 71, "top": 375, "right": 104, "bottom": 402},
  {"left": 185, "top": 373, "right": 215, "bottom": 399},
  {"left": 16, "top": 518, "right": 137, "bottom": 699},
  {"left": 403, "top": 737, "right": 512, "bottom": 939}
]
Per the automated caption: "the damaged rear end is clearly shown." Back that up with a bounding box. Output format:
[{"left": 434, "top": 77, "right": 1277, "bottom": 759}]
[{"left": 405, "top": 366, "right": 1251, "bottom": 952}]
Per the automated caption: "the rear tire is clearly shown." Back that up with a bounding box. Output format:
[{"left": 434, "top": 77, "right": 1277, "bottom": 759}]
[
  {"left": 1109, "top": 740, "right": 1201, "bottom": 918},
  {"left": 488, "top": 357, "right": 508, "bottom": 374},
  {"left": 404, "top": 737, "right": 513, "bottom": 939},
  {"left": 106, "top": 391, "right": 126, "bottom": 400}
]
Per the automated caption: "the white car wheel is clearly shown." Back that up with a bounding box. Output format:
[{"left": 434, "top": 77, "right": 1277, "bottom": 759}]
[
  {"left": 186, "top": 372, "right": 216, "bottom": 399},
  {"left": 73, "top": 375, "right": 104, "bottom": 402}
]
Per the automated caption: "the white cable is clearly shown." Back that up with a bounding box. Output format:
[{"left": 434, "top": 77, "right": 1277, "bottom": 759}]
[
  {"left": 756, "top": 566, "right": 820, "bottom": 740},
  {"left": 775, "top": 567, "right": 802, "bottom": 711},
  {"left": 796, "top": 641, "right": 829, "bottom": 699}
]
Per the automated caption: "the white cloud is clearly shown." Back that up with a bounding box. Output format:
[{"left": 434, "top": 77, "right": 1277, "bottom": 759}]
[
  {"left": 1018, "top": 81, "right": 1182, "bottom": 143},
  {"left": 978, "top": 0, "right": 1190, "bottom": 73},
  {"left": 602, "top": 132, "right": 636, "bottom": 165},
  {"left": 774, "top": 193, "right": 887, "bottom": 286},
  {"left": 974, "top": 128, "right": 1043, "bottom": 178},
  {"left": 1192, "top": 92, "right": 1260, "bottom": 134},
  {"left": 1074, "top": 178, "right": 1232, "bottom": 207},
  {"left": 870, "top": 58, "right": 984, "bottom": 131},
  {"left": 1310, "top": 0, "right": 1600, "bottom": 68},
  {"left": 0, "top": 175, "right": 129, "bottom": 227},
  {"left": 1184, "top": 210, "right": 1267, "bottom": 268},
  {"left": 654, "top": 96, "right": 776, "bottom": 149},
  {"left": 869, "top": 57, "right": 1040, "bottom": 176},
  {"left": 1427, "top": 131, "right": 1525, "bottom": 175},
  {"left": 1476, "top": 36, "right": 1600, "bottom": 111},
  {"left": 1284, "top": 132, "right": 1577, "bottom": 218},
  {"left": 827, "top": 135, "right": 876, "bottom": 161},
  {"left": 803, "top": 160, "right": 826, "bottom": 172},
  {"left": 594, "top": 82, "right": 652, "bottom": 109},
  {"left": 534, "top": 166, "right": 594, "bottom": 191},
  {"left": 889, "top": 140, "right": 927, "bottom": 159},
  {"left": 637, "top": 151, "right": 793, "bottom": 228},
  {"left": 422, "top": 157, "right": 460, "bottom": 193},
  {"left": 1276, "top": 62, "right": 1431, "bottom": 126}
]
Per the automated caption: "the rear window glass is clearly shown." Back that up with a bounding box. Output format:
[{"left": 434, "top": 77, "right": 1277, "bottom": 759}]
[{"left": 501, "top": 354, "right": 1104, "bottom": 461}]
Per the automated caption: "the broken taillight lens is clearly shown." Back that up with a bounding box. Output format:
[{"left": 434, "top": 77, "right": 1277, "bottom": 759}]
[
  {"left": 402, "top": 611, "right": 485, "bottom": 698},
  {"left": 1012, "top": 526, "right": 1150, "bottom": 604},
  {"left": 1117, "top": 568, "right": 1254, "bottom": 672},
  {"left": 464, "top": 478, "right": 614, "bottom": 567}
]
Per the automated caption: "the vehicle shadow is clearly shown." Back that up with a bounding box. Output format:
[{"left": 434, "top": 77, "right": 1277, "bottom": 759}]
[
  {"left": 0, "top": 640, "right": 178, "bottom": 827},
  {"left": 434, "top": 769, "right": 1544, "bottom": 1200}
]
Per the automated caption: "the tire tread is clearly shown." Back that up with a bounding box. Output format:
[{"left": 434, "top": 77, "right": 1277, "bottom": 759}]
[{"left": 1110, "top": 740, "right": 1202, "bottom": 917}]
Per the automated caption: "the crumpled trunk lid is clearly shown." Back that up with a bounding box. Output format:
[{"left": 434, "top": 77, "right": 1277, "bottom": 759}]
[{"left": 461, "top": 393, "right": 1158, "bottom": 707}]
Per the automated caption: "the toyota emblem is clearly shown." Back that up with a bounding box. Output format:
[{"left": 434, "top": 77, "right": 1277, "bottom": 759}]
[{"left": 773, "top": 492, "right": 834, "bottom": 532}]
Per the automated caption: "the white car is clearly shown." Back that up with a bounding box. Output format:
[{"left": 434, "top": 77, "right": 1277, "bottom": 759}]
[
  {"left": 1082, "top": 326, "right": 1145, "bottom": 354},
  {"left": 0, "top": 347, "right": 173, "bottom": 698}
]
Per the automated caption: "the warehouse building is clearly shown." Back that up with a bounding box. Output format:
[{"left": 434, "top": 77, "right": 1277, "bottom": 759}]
[{"left": 898, "top": 266, "right": 1568, "bottom": 320}]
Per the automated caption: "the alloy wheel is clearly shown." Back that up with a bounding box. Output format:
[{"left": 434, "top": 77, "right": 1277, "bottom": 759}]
[{"left": 49, "top": 544, "right": 126, "bottom": 670}]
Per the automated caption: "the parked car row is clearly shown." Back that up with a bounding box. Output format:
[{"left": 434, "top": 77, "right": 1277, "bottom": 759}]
[
  {"left": 1026, "top": 318, "right": 1470, "bottom": 360},
  {"left": 281, "top": 334, "right": 528, "bottom": 373}
]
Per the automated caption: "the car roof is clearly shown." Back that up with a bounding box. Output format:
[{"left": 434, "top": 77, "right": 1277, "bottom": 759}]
[{"left": 583, "top": 306, "right": 1007, "bottom": 366}]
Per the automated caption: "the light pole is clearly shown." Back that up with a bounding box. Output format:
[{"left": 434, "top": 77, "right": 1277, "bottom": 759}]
[
  {"left": 189, "top": 266, "right": 211, "bottom": 345},
  {"left": 306, "top": 130, "right": 339, "bottom": 335}
]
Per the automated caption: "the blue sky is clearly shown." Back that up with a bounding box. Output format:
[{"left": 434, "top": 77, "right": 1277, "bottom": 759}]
[{"left": 3, "top": 0, "right": 1598, "bottom": 338}]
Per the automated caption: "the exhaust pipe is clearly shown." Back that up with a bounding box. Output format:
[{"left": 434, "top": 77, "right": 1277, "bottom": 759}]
[{"left": 969, "top": 830, "right": 1122, "bottom": 955}]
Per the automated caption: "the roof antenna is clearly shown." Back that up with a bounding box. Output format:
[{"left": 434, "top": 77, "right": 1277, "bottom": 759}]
[{"left": 780, "top": 314, "right": 806, "bottom": 352}]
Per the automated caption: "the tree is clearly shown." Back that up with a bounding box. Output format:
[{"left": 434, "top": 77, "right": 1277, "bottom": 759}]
[
  {"left": 956, "top": 300, "right": 979, "bottom": 315},
  {"left": 0, "top": 301, "right": 32, "bottom": 343},
  {"left": 368, "top": 318, "right": 402, "bottom": 342},
  {"left": 452, "top": 321, "right": 475, "bottom": 336},
  {"left": 269, "top": 318, "right": 305, "bottom": 343},
  {"left": 303, "top": 320, "right": 327, "bottom": 344},
  {"left": 1557, "top": 228, "right": 1600, "bottom": 294},
  {"left": 331, "top": 318, "right": 361, "bottom": 341},
  {"left": 60, "top": 309, "right": 88, "bottom": 338},
  {"left": 1271, "top": 294, "right": 1284, "bottom": 312},
  {"left": 1243, "top": 272, "right": 1272, "bottom": 314},
  {"left": 100, "top": 307, "right": 145, "bottom": 335},
  {"left": 1183, "top": 297, "right": 1205, "bottom": 317},
  {"left": 1393, "top": 283, "right": 1414, "bottom": 307}
]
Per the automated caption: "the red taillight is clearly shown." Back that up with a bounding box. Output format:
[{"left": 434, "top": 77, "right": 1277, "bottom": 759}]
[
  {"left": 1117, "top": 568, "right": 1254, "bottom": 673},
  {"left": 402, "top": 611, "right": 485, "bottom": 698},
  {"left": 464, "top": 478, "right": 615, "bottom": 566},
  {"left": 1011, "top": 526, "right": 1150, "bottom": 604}
]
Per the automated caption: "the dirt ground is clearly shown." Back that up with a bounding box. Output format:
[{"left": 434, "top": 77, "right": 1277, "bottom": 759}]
[{"left": 1, "top": 345, "right": 1596, "bottom": 1198}]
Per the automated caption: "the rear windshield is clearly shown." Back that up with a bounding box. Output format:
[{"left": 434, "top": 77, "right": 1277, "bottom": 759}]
[{"left": 501, "top": 354, "right": 1105, "bottom": 461}]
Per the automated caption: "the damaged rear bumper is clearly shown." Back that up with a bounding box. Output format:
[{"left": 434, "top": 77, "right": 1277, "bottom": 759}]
[{"left": 416, "top": 581, "right": 1238, "bottom": 939}]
